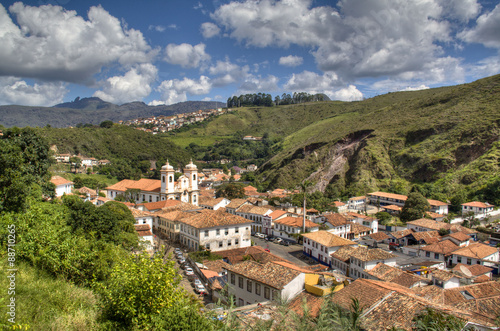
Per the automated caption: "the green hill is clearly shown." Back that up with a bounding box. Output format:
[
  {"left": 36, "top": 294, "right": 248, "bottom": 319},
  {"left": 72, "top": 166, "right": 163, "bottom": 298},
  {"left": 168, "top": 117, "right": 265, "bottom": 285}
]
[{"left": 176, "top": 74, "right": 500, "bottom": 204}]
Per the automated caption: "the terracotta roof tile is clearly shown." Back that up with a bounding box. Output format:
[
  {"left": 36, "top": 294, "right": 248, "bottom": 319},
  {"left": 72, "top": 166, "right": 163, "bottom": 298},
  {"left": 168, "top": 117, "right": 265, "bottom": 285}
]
[
  {"left": 323, "top": 213, "right": 350, "bottom": 227},
  {"left": 226, "top": 261, "right": 301, "bottom": 290},
  {"left": 368, "top": 191, "right": 408, "bottom": 201},
  {"left": 347, "top": 247, "right": 395, "bottom": 262},
  {"left": 462, "top": 201, "right": 495, "bottom": 208},
  {"left": 134, "top": 224, "right": 152, "bottom": 236},
  {"left": 199, "top": 197, "right": 227, "bottom": 207},
  {"left": 330, "top": 245, "right": 358, "bottom": 262},
  {"left": 451, "top": 243, "right": 498, "bottom": 260},
  {"left": 106, "top": 178, "right": 161, "bottom": 192},
  {"left": 446, "top": 232, "right": 471, "bottom": 242},
  {"left": 366, "top": 263, "right": 428, "bottom": 288},
  {"left": 302, "top": 231, "right": 357, "bottom": 247},
  {"left": 432, "top": 269, "right": 460, "bottom": 281},
  {"left": 50, "top": 175, "right": 73, "bottom": 186},
  {"left": 390, "top": 228, "right": 414, "bottom": 239},
  {"left": 411, "top": 231, "right": 441, "bottom": 242},
  {"left": 268, "top": 210, "right": 287, "bottom": 219},
  {"left": 138, "top": 199, "right": 181, "bottom": 211},
  {"left": 202, "top": 260, "right": 231, "bottom": 274},
  {"left": 274, "top": 216, "right": 318, "bottom": 229},
  {"left": 369, "top": 232, "right": 390, "bottom": 241},
  {"left": 216, "top": 245, "right": 287, "bottom": 265},
  {"left": 451, "top": 263, "right": 493, "bottom": 277},
  {"left": 225, "top": 199, "right": 247, "bottom": 209},
  {"left": 179, "top": 209, "right": 252, "bottom": 229},
  {"left": 288, "top": 291, "right": 325, "bottom": 318},
  {"left": 350, "top": 223, "right": 372, "bottom": 235},
  {"left": 421, "top": 239, "right": 459, "bottom": 255}
]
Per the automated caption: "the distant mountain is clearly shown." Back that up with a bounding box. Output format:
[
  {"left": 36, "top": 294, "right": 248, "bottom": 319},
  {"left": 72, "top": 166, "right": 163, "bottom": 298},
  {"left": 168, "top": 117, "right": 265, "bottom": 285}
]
[{"left": 0, "top": 98, "right": 226, "bottom": 128}]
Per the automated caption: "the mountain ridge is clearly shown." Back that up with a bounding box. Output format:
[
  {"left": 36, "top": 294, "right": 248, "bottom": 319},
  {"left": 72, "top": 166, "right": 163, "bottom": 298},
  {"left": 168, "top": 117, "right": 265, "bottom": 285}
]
[{"left": 0, "top": 98, "right": 226, "bottom": 128}]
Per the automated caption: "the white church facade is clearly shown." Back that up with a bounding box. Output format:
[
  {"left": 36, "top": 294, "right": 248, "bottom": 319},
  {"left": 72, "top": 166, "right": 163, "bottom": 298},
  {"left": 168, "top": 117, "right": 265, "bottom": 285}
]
[{"left": 106, "top": 160, "right": 199, "bottom": 206}]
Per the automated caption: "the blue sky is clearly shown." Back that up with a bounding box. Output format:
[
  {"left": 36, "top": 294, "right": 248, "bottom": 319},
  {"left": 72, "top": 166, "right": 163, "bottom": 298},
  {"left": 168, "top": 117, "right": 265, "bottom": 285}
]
[{"left": 0, "top": 0, "right": 499, "bottom": 106}]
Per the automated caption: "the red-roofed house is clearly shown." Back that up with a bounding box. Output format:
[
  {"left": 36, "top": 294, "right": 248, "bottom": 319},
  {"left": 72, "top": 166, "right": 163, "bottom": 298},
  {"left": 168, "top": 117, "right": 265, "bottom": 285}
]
[
  {"left": 462, "top": 201, "right": 495, "bottom": 216},
  {"left": 273, "top": 217, "right": 319, "bottom": 242},
  {"left": 50, "top": 176, "right": 74, "bottom": 197},
  {"left": 262, "top": 210, "right": 289, "bottom": 235}
]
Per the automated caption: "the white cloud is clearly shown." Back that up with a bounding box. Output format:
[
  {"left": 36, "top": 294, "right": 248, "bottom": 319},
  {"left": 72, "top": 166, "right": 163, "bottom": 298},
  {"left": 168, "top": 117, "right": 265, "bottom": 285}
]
[
  {"left": 0, "top": 77, "right": 67, "bottom": 106},
  {"left": 459, "top": 4, "right": 500, "bottom": 49},
  {"left": 202, "top": 97, "right": 212, "bottom": 101},
  {"left": 151, "top": 76, "right": 212, "bottom": 105},
  {"left": 402, "top": 85, "right": 430, "bottom": 91},
  {"left": 279, "top": 55, "right": 303, "bottom": 67},
  {"left": 210, "top": 0, "right": 462, "bottom": 82},
  {"left": 164, "top": 43, "right": 211, "bottom": 68},
  {"left": 93, "top": 64, "right": 158, "bottom": 104},
  {"left": 284, "top": 71, "right": 341, "bottom": 92},
  {"left": 201, "top": 22, "right": 220, "bottom": 38},
  {"left": 330, "top": 85, "right": 363, "bottom": 101},
  {"left": 438, "top": 0, "right": 481, "bottom": 21},
  {"left": 149, "top": 25, "right": 166, "bottom": 32},
  {"left": 209, "top": 58, "right": 250, "bottom": 87},
  {"left": 0, "top": 3, "right": 156, "bottom": 83},
  {"left": 236, "top": 75, "right": 279, "bottom": 95}
]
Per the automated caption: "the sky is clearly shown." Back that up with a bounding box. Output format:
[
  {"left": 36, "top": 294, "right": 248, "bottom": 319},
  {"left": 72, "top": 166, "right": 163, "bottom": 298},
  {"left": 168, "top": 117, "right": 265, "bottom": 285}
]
[{"left": 0, "top": 0, "right": 499, "bottom": 107}]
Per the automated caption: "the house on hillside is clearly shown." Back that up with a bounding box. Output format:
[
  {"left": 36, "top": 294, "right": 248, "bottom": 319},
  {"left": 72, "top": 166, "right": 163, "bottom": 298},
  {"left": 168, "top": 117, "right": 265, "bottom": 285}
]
[
  {"left": 50, "top": 176, "right": 74, "bottom": 197},
  {"left": 461, "top": 201, "right": 495, "bottom": 216}
]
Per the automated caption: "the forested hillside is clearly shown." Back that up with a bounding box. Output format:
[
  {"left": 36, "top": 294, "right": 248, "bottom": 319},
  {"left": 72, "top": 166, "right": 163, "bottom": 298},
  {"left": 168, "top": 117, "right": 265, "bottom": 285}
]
[{"left": 175, "top": 74, "right": 500, "bottom": 206}]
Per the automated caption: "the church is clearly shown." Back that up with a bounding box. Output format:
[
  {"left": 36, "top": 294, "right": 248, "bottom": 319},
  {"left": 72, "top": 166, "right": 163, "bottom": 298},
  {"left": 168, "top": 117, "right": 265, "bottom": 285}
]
[{"left": 106, "top": 160, "right": 199, "bottom": 206}]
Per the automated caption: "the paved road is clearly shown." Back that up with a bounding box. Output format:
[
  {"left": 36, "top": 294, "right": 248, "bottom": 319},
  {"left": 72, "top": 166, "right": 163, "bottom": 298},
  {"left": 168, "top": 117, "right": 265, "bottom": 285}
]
[{"left": 251, "top": 237, "right": 311, "bottom": 267}]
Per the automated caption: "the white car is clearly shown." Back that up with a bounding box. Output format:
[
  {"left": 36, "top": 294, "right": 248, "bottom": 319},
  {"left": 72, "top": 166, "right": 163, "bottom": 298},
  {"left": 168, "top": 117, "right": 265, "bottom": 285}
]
[
  {"left": 195, "top": 284, "right": 206, "bottom": 294},
  {"left": 193, "top": 279, "right": 202, "bottom": 287},
  {"left": 185, "top": 267, "right": 194, "bottom": 276}
]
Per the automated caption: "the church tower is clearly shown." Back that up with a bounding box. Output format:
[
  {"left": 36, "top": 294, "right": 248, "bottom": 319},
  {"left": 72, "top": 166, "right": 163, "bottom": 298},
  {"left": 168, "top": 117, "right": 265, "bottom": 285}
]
[
  {"left": 160, "top": 160, "right": 175, "bottom": 198},
  {"left": 183, "top": 160, "right": 199, "bottom": 205}
]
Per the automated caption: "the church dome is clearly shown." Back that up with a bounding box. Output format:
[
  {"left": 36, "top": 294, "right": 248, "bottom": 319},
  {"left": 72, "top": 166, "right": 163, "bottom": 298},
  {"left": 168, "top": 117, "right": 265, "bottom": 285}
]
[
  {"left": 185, "top": 159, "right": 197, "bottom": 170},
  {"left": 161, "top": 160, "right": 174, "bottom": 171}
]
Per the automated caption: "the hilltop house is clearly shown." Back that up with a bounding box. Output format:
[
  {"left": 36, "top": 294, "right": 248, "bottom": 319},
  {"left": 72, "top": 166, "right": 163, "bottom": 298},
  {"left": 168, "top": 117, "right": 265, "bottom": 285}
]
[
  {"left": 50, "top": 176, "right": 74, "bottom": 197},
  {"left": 461, "top": 201, "right": 495, "bottom": 216}
]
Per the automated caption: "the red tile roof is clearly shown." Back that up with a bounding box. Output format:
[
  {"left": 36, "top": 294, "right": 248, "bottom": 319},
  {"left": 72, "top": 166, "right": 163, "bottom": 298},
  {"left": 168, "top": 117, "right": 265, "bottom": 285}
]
[
  {"left": 421, "top": 239, "right": 459, "bottom": 255},
  {"left": 302, "top": 231, "right": 357, "bottom": 248},
  {"left": 106, "top": 178, "right": 161, "bottom": 192},
  {"left": 274, "top": 216, "right": 318, "bottom": 229},
  {"left": 226, "top": 261, "right": 301, "bottom": 290},
  {"left": 134, "top": 224, "right": 152, "bottom": 236},
  {"left": 451, "top": 243, "right": 498, "bottom": 260},
  {"left": 50, "top": 175, "right": 73, "bottom": 186},
  {"left": 462, "top": 201, "right": 495, "bottom": 208},
  {"left": 137, "top": 199, "right": 181, "bottom": 211},
  {"left": 180, "top": 209, "right": 252, "bottom": 229}
]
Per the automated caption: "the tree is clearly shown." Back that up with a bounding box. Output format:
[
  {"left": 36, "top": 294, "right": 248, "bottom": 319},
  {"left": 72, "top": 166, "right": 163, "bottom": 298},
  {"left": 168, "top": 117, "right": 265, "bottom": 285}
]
[
  {"left": 400, "top": 192, "right": 430, "bottom": 223},
  {"left": 99, "top": 120, "right": 114, "bottom": 128},
  {"left": 412, "top": 307, "right": 465, "bottom": 330},
  {"left": 95, "top": 252, "right": 214, "bottom": 330},
  {"left": 0, "top": 128, "right": 54, "bottom": 213},
  {"left": 216, "top": 183, "right": 245, "bottom": 199},
  {"left": 69, "top": 156, "right": 81, "bottom": 174}
]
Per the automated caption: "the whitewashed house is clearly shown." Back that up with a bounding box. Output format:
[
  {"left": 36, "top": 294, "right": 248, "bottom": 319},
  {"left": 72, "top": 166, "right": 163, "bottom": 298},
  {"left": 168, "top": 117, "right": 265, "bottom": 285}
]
[
  {"left": 262, "top": 210, "right": 289, "bottom": 236},
  {"left": 226, "top": 261, "right": 305, "bottom": 306},
  {"left": 302, "top": 230, "right": 357, "bottom": 266},
  {"left": 199, "top": 197, "right": 231, "bottom": 210},
  {"left": 450, "top": 243, "right": 499, "bottom": 267},
  {"left": 273, "top": 217, "right": 319, "bottom": 242},
  {"left": 461, "top": 202, "right": 495, "bottom": 216},
  {"left": 50, "top": 176, "right": 74, "bottom": 197},
  {"left": 178, "top": 209, "right": 252, "bottom": 252}
]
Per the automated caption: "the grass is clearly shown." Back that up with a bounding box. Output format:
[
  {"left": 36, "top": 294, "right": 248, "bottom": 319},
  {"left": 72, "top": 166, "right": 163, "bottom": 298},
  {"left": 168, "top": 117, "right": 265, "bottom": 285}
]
[
  {"left": 166, "top": 135, "right": 233, "bottom": 148},
  {"left": 0, "top": 262, "right": 100, "bottom": 330}
]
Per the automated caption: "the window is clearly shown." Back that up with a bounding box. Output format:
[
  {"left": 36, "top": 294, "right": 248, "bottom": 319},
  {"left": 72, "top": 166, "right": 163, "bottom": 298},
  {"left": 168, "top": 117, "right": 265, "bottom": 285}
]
[
  {"left": 247, "top": 280, "right": 252, "bottom": 292},
  {"left": 149, "top": 196, "right": 152, "bottom": 202},
  {"left": 205, "top": 243, "right": 210, "bottom": 250},
  {"left": 230, "top": 273, "right": 235, "bottom": 285},
  {"left": 225, "top": 228, "right": 229, "bottom": 235},
  {"left": 264, "top": 287, "right": 270, "bottom": 299},
  {"left": 193, "top": 174, "right": 196, "bottom": 181},
  {"left": 162, "top": 176, "right": 165, "bottom": 183},
  {"left": 434, "top": 253, "right": 439, "bottom": 259},
  {"left": 216, "top": 229, "right": 220, "bottom": 236},
  {"left": 255, "top": 283, "right": 261, "bottom": 296},
  {"left": 235, "top": 227, "right": 239, "bottom": 233},
  {"left": 169, "top": 176, "right": 173, "bottom": 183},
  {"left": 228, "top": 240, "right": 232, "bottom": 247},
  {"left": 425, "top": 251, "right": 430, "bottom": 257},
  {"left": 239, "top": 277, "right": 243, "bottom": 289},
  {"left": 467, "top": 258, "right": 472, "bottom": 265},
  {"left": 235, "top": 239, "right": 239, "bottom": 245},
  {"left": 238, "top": 298, "right": 244, "bottom": 307},
  {"left": 219, "top": 241, "right": 223, "bottom": 248},
  {"left": 205, "top": 230, "right": 209, "bottom": 237}
]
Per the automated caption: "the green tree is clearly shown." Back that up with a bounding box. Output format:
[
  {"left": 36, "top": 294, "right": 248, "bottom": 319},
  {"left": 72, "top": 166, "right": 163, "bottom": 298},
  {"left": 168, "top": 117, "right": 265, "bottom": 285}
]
[
  {"left": 0, "top": 128, "right": 54, "bottom": 213},
  {"left": 412, "top": 307, "right": 465, "bottom": 330},
  {"left": 400, "top": 192, "right": 430, "bottom": 223},
  {"left": 99, "top": 120, "right": 114, "bottom": 128},
  {"left": 95, "top": 252, "right": 208, "bottom": 330},
  {"left": 216, "top": 183, "right": 245, "bottom": 199}
]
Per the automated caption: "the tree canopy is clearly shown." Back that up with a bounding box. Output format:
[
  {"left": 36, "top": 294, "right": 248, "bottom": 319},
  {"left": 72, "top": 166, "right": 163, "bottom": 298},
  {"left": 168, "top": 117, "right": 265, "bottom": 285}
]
[{"left": 400, "top": 192, "right": 430, "bottom": 223}]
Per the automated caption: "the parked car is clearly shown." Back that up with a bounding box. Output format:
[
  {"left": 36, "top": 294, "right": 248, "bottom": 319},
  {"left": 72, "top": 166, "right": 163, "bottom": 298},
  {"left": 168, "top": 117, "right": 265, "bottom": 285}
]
[
  {"left": 195, "top": 284, "right": 206, "bottom": 294},
  {"left": 283, "top": 241, "right": 289, "bottom": 246},
  {"left": 174, "top": 248, "right": 181, "bottom": 254},
  {"left": 275, "top": 238, "right": 283, "bottom": 244},
  {"left": 265, "top": 236, "right": 274, "bottom": 241},
  {"left": 185, "top": 267, "right": 194, "bottom": 276},
  {"left": 183, "top": 263, "right": 191, "bottom": 270},
  {"left": 178, "top": 258, "right": 186, "bottom": 265},
  {"left": 254, "top": 232, "right": 262, "bottom": 237},
  {"left": 257, "top": 233, "right": 266, "bottom": 239},
  {"left": 193, "top": 279, "right": 202, "bottom": 287}
]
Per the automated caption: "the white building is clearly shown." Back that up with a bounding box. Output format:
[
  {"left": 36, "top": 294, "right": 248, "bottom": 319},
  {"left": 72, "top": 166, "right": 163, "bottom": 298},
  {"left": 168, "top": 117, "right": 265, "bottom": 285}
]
[
  {"left": 235, "top": 204, "right": 273, "bottom": 234},
  {"left": 450, "top": 243, "right": 499, "bottom": 267},
  {"left": 461, "top": 201, "right": 495, "bottom": 216},
  {"left": 273, "top": 217, "right": 319, "bottom": 242},
  {"left": 199, "top": 197, "right": 231, "bottom": 210},
  {"left": 346, "top": 212, "right": 379, "bottom": 234},
  {"left": 50, "top": 176, "right": 74, "bottom": 197},
  {"left": 134, "top": 224, "right": 154, "bottom": 251},
  {"left": 178, "top": 209, "right": 252, "bottom": 252},
  {"left": 347, "top": 247, "right": 396, "bottom": 280},
  {"left": 226, "top": 260, "right": 305, "bottom": 306},
  {"left": 348, "top": 196, "right": 366, "bottom": 211},
  {"left": 316, "top": 213, "right": 352, "bottom": 239},
  {"left": 262, "top": 210, "right": 289, "bottom": 236},
  {"left": 106, "top": 160, "right": 199, "bottom": 206},
  {"left": 302, "top": 230, "right": 357, "bottom": 266}
]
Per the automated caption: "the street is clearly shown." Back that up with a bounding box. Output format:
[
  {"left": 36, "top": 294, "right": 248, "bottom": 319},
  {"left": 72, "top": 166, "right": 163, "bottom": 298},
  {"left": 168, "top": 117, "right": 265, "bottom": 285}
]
[{"left": 251, "top": 236, "right": 310, "bottom": 267}]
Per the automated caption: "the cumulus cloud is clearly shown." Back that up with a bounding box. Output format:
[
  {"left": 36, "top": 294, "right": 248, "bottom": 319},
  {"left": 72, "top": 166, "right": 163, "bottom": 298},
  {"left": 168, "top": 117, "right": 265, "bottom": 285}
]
[
  {"left": 0, "top": 77, "right": 67, "bottom": 106},
  {"left": 201, "top": 22, "right": 220, "bottom": 38},
  {"left": 149, "top": 25, "right": 166, "bottom": 32},
  {"left": 438, "top": 0, "right": 481, "bottom": 21},
  {"left": 209, "top": 58, "right": 250, "bottom": 87},
  {"left": 0, "top": 3, "right": 156, "bottom": 84},
  {"left": 93, "top": 64, "right": 158, "bottom": 104},
  {"left": 164, "top": 43, "right": 211, "bottom": 68},
  {"left": 279, "top": 55, "right": 303, "bottom": 67},
  {"left": 330, "top": 85, "right": 363, "bottom": 101},
  {"left": 150, "top": 76, "right": 212, "bottom": 105},
  {"left": 236, "top": 75, "right": 279, "bottom": 95},
  {"left": 210, "top": 0, "right": 463, "bottom": 81},
  {"left": 459, "top": 4, "right": 500, "bottom": 49}
]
